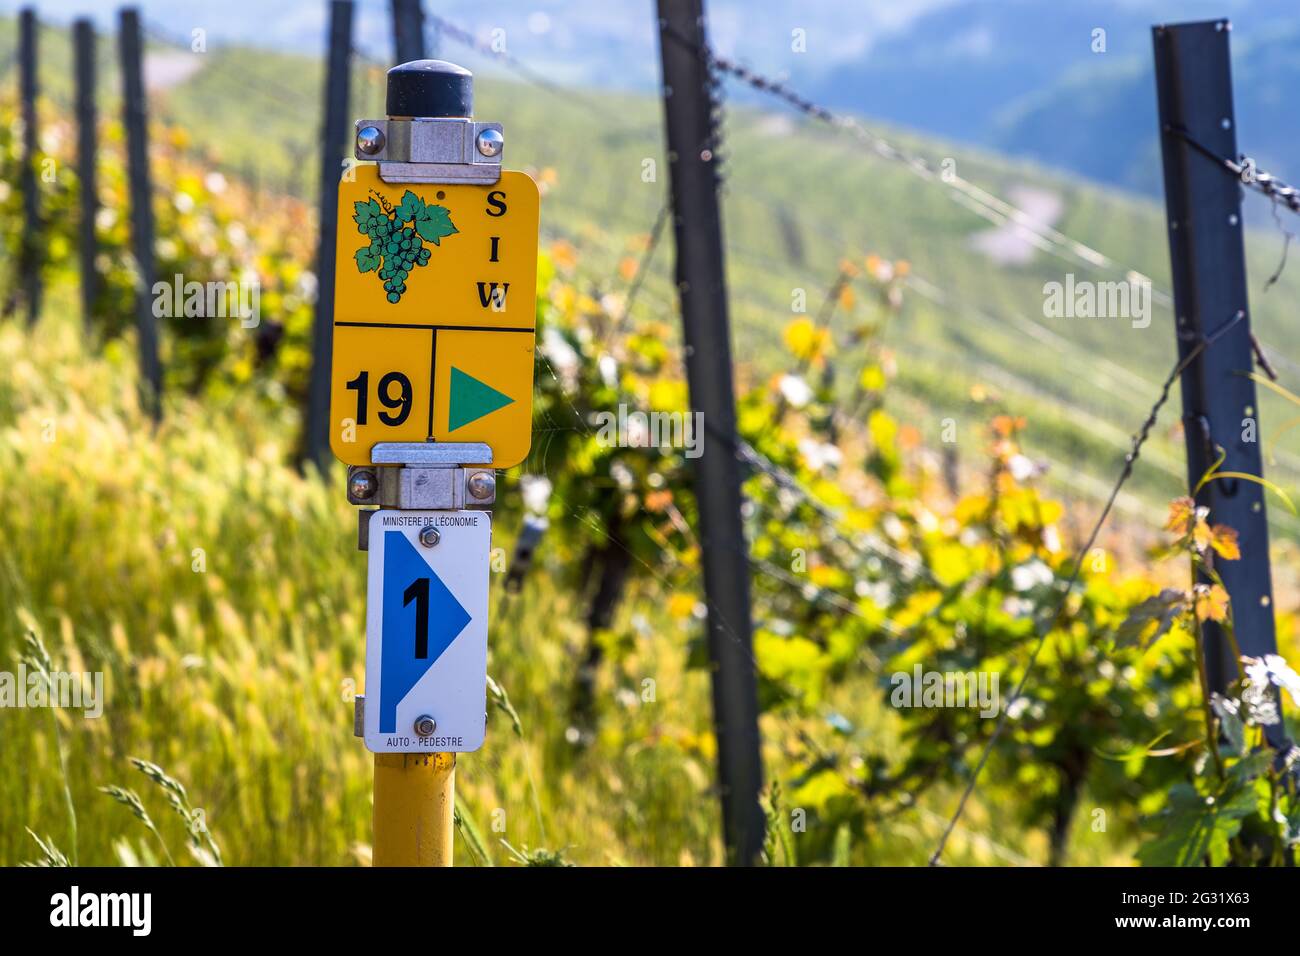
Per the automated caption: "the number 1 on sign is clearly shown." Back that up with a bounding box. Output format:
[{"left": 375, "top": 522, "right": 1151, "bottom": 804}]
[{"left": 404, "top": 577, "right": 429, "bottom": 659}]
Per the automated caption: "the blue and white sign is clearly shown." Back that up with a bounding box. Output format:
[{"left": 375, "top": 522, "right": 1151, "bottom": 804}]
[{"left": 363, "top": 510, "right": 491, "bottom": 753}]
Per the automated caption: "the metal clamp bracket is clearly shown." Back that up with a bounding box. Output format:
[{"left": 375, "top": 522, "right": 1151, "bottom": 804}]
[
  {"left": 347, "top": 443, "right": 497, "bottom": 549},
  {"left": 355, "top": 118, "right": 503, "bottom": 184},
  {"left": 371, "top": 441, "right": 491, "bottom": 465}
]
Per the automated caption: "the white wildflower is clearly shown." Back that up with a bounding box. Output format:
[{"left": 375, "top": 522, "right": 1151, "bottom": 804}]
[
  {"left": 297, "top": 271, "right": 319, "bottom": 303},
  {"left": 1240, "top": 655, "right": 1287, "bottom": 726},
  {"left": 855, "top": 579, "right": 893, "bottom": 607},
  {"left": 1007, "top": 454, "right": 1037, "bottom": 482},
  {"left": 610, "top": 461, "right": 634, "bottom": 490},
  {"left": 598, "top": 353, "right": 618, "bottom": 388},
  {"left": 798, "top": 437, "right": 843, "bottom": 472},
  {"left": 1041, "top": 524, "right": 1061, "bottom": 554},
  {"left": 1010, "top": 560, "right": 1054, "bottom": 592},
  {"left": 1002, "top": 596, "right": 1034, "bottom": 618},
  {"left": 778, "top": 374, "right": 813, "bottom": 408},
  {"left": 614, "top": 688, "right": 639, "bottom": 709},
  {"left": 1243, "top": 654, "right": 1300, "bottom": 709},
  {"left": 520, "top": 475, "right": 552, "bottom": 514},
  {"left": 541, "top": 327, "right": 581, "bottom": 388}
]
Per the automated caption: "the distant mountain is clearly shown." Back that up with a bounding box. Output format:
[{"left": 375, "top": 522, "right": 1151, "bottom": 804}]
[
  {"left": 803, "top": 0, "right": 1300, "bottom": 195},
  {"left": 992, "top": 18, "right": 1300, "bottom": 195}
]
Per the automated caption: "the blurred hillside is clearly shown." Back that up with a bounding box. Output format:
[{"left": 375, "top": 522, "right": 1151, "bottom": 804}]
[{"left": 7, "top": 12, "right": 1300, "bottom": 538}]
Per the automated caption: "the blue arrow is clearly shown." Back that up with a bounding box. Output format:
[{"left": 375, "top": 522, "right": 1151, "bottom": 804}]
[{"left": 379, "top": 531, "right": 472, "bottom": 734}]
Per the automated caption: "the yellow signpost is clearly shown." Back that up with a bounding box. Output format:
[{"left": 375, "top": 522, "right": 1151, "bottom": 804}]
[
  {"left": 329, "top": 58, "right": 540, "bottom": 868},
  {"left": 329, "top": 165, "right": 539, "bottom": 467}
]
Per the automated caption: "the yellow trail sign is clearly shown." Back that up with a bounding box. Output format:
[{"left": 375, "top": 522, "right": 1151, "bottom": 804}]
[{"left": 329, "top": 165, "right": 540, "bottom": 467}]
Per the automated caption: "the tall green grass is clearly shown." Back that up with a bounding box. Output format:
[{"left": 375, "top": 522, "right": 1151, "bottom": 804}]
[{"left": 0, "top": 308, "right": 730, "bottom": 865}]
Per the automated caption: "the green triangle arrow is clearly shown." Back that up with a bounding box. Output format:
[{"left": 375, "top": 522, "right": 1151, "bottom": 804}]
[{"left": 448, "top": 366, "right": 514, "bottom": 431}]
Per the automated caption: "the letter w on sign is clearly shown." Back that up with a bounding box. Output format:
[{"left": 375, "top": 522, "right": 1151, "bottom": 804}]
[{"left": 477, "top": 282, "right": 509, "bottom": 311}]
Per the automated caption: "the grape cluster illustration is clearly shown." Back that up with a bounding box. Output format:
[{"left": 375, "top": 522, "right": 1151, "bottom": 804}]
[{"left": 352, "top": 189, "right": 458, "bottom": 304}]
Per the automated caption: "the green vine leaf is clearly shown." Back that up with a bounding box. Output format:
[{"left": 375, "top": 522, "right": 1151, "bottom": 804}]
[
  {"left": 396, "top": 190, "right": 425, "bottom": 224},
  {"left": 352, "top": 198, "right": 383, "bottom": 224},
  {"left": 1136, "top": 781, "right": 1256, "bottom": 867},
  {"left": 354, "top": 246, "right": 380, "bottom": 273},
  {"left": 1115, "top": 588, "right": 1186, "bottom": 649},
  {"left": 415, "top": 204, "right": 458, "bottom": 245}
]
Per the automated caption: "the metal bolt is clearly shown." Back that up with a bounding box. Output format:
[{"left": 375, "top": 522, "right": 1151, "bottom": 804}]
[
  {"left": 475, "top": 128, "right": 504, "bottom": 158},
  {"left": 349, "top": 470, "right": 377, "bottom": 500},
  {"left": 467, "top": 471, "right": 496, "bottom": 500},
  {"left": 356, "top": 125, "right": 386, "bottom": 155},
  {"left": 419, "top": 526, "right": 441, "bottom": 548},
  {"left": 414, "top": 714, "right": 436, "bottom": 737}
]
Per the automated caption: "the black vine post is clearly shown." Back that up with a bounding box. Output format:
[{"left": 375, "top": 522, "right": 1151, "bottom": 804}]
[
  {"left": 656, "top": 0, "right": 765, "bottom": 865},
  {"left": 18, "top": 7, "right": 40, "bottom": 326},
  {"left": 119, "top": 8, "right": 162, "bottom": 420},
  {"left": 1153, "top": 19, "right": 1288, "bottom": 748},
  {"left": 304, "top": 0, "right": 355, "bottom": 473},
  {"left": 74, "top": 18, "right": 98, "bottom": 333},
  {"left": 391, "top": 0, "right": 425, "bottom": 65}
]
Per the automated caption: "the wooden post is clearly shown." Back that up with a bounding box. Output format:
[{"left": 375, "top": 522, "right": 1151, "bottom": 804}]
[
  {"left": 119, "top": 8, "right": 162, "bottom": 419},
  {"left": 391, "top": 0, "right": 426, "bottom": 64},
  {"left": 1153, "top": 19, "right": 1288, "bottom": 748},
  {"left": 656, "top": 0, "right": 765, "bottom": 865},
  {"left": 303, "top": 0, "right": 355, "bottom": 473},
  {"left": 18, "top": 8, "right": 41, "bottom": 326},
  {"left": 74, "top": 18, "right": 98, "bottom": 333}
]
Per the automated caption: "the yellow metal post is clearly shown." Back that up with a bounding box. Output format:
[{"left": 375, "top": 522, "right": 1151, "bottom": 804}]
[{"left": 373, "top": 752, "right": 456, "bottom": 866}]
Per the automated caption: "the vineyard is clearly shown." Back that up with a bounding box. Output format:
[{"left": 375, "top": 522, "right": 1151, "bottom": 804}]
[{"left": 3, "top": 0, "right": 1300, "bottom": 877}]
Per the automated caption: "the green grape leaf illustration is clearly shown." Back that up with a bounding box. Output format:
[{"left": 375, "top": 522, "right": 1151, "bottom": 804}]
[
  {"left": 354, "top": 198, "right": 383, "bottom": 221},
  {"left": 354, "top": 246, "right": 380, "bottom": 273},
  {"left": 351, "top": 190, "right": 456, "bottom": 304},
  {"left": 414, "top": 204, "right": 458, "bottom": 246},
  {"left": 396, "top": 190, "right": 425, "bottom": 223}
]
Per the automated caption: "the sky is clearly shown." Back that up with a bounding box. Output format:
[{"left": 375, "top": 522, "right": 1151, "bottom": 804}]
[{"left": 4, "top": 0, "right": 959, "bottom": 62}]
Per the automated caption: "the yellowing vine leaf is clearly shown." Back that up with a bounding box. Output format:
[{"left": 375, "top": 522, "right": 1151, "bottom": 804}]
[
  {"left": 1165, "top": 496, "right": 1196, "bottom": 536},
  {"left": 1208, "top": 524, "right": 1240, "bottom": 561},
  {"left": 1194, "top": 584, "right": 1230, "bottom": 623}
]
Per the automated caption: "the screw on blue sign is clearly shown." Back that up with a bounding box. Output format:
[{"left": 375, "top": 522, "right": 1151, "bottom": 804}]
[{"left": 379, "top": 531, "right": 471, "bottom": 733}]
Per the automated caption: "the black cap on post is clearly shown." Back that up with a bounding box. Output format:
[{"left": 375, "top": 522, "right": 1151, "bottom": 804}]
[{"left": 386, "top": 59, "right": 473, "bottom": 118}]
